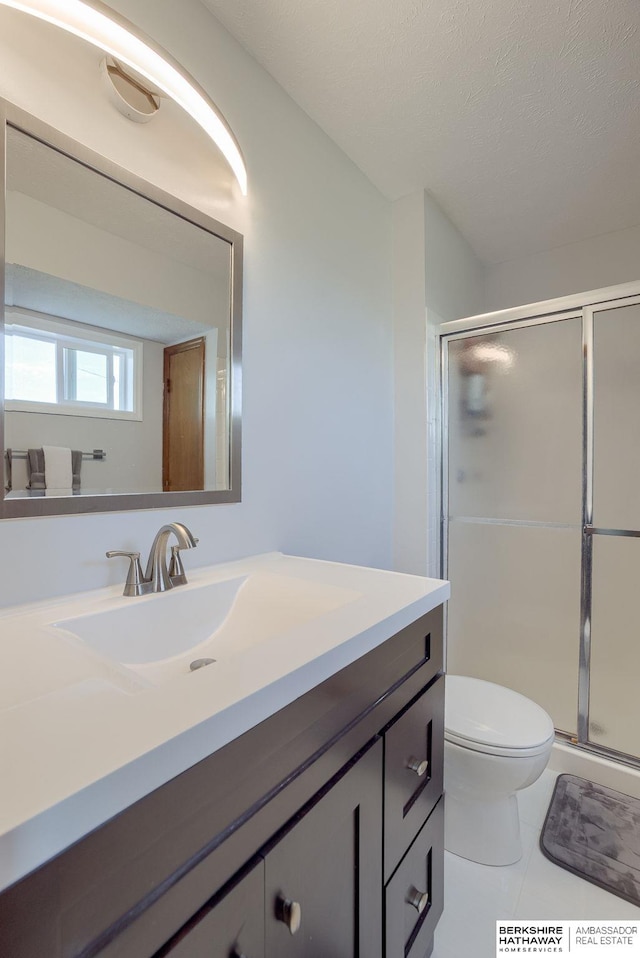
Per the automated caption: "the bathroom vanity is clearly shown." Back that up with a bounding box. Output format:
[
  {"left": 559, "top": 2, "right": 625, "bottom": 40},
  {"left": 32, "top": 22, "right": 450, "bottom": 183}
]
[{"left": 0, "top": 554, "right": 448, "bottom": 958}]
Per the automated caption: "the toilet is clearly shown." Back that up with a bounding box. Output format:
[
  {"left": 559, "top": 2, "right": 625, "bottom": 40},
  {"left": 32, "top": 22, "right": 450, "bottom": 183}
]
[{"left": 444, "top": 675, "right": 555, "bottom": 866}]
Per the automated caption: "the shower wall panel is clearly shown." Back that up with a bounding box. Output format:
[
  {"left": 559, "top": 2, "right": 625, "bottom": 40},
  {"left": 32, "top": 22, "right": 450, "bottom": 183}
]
[
  {"left": 588, "top": 301, "right": 640, "bottom": 758},
  {"left": 593, "top": 303, "right": 640, "bottom": 531},
  {"left": 447, "top": 520, "right": 581, "bottom": 734},
  {"left": 447, "top": 320, "right": 583, "bottom": 524},
  {"left": 589, "top": 534, "right": 640, "bottom": 757}
]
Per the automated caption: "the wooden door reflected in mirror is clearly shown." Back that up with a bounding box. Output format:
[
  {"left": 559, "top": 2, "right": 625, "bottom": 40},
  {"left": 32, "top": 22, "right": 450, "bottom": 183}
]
[{"left": 163, "top": 337, "right": 205, "bottom": 492}]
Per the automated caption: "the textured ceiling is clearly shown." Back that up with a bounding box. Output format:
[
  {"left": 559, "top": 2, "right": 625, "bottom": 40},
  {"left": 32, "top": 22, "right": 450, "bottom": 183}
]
[{"left": 201, "top": 0, "right": 640, "bottom": 264}]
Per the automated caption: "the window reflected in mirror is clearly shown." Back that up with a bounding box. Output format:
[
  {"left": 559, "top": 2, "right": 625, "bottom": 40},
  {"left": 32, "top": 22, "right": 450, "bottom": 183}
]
[{"left": 6, "top": 311, "right": 141, "bottom": 416}]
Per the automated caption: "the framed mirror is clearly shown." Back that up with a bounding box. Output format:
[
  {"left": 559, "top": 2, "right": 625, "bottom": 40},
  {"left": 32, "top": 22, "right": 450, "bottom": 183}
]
[{"left": 0, "top": 100, "right": 242, "bottom": 517}]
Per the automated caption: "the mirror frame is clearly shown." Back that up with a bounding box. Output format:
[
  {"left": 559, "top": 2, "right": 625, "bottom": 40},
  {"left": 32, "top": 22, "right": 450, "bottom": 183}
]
[{"left": 0, "top": 98, "right": 242, "bottom": 518}]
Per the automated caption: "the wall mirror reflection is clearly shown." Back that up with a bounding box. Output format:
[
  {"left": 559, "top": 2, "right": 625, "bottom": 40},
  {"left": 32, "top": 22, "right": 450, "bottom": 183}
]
[{"left": 1, "top": 110, "right": 242, "bottom": 518}]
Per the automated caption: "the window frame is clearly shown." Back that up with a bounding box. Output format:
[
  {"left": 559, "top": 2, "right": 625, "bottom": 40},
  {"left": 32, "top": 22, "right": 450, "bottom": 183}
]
[{"left": 4, "top": 307, "right": 143, "bottom": 421}]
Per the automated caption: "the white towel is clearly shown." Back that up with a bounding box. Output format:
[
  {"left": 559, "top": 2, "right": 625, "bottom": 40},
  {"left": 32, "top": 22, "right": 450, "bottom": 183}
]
[{"left": 42, "top": 446, "right": 72, "bottom": 489}]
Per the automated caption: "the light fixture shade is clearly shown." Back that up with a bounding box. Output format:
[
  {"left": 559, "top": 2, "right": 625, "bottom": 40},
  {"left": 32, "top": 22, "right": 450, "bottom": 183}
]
[{"left": 0, "top": 0, "right": 248, "bottom": 194}]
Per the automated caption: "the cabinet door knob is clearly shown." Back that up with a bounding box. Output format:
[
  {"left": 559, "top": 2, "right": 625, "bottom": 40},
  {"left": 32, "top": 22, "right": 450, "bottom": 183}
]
[
  {"left": 276, "top": 896, "right": 302, "bottom": 935},
  {"left": 406, "top": 755, "right": 429, "bottom": 777},
  {"left": 407, "top": 885, "right": 429, "bottom": 913}
]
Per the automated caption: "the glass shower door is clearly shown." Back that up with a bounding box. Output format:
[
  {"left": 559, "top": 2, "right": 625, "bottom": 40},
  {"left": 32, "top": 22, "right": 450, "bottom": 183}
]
[
  {"left": 445, "top": 318, "right": 583, "bottom": 734},
  {"left": 589, "top": 300, "right": 640, "bottom": 757}
]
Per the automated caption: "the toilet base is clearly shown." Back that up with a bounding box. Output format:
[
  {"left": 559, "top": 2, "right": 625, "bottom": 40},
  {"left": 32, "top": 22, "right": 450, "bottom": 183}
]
[{"left": 445, "top": 791, "right": 522, "bottom": 865}]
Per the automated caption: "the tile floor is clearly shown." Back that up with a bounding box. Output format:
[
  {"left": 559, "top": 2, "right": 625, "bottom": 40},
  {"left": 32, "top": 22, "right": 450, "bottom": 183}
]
[{"left": 433, "top": 769, "right": 640, "bottom": 958}]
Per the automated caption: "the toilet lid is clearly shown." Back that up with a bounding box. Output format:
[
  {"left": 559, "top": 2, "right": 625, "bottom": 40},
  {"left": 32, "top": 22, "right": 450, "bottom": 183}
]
[{"left": 445, "top": 675, "right": 554, "bottom": 752}]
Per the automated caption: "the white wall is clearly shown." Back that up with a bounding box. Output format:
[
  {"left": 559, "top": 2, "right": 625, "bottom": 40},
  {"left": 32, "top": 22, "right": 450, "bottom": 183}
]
[
  {"left": 424, "top": 193, "right": 485, "bottom": 325},
  {"left": 392, "top": 192, "right": 428, "bottom": 577},
  {"left": 7, "top": 191, "right": 219, "bottom": 329},
  {"left": 393, "top": 190, "right": 483, "bottom": 576},
  {"left": 0, "top": 0, "right": 393, "bottom": 606},
  {"left": 485, "top": 223, "right": 640, "bottom": 313}
]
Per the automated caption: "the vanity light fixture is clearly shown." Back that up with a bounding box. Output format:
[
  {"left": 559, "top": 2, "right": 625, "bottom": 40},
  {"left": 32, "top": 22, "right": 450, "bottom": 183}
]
[
  {"left": 0, "top": 0, "right": 248, "bottom": 194},
  {"left": 101, "top": 57, "right": 161, "bottom": 123}
]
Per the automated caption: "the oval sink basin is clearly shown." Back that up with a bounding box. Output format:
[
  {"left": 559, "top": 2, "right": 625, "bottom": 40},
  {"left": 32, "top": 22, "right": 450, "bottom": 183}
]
[{"left": 53, "top": 572, "right": 361, "bottom": 686}]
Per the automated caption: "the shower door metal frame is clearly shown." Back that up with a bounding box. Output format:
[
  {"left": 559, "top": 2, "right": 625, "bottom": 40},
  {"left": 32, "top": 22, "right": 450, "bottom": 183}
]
[
  {"left": 580, "top": 293, "right": 640, "bottom": 767},
  {"left": 437, "top": 281, "right": 640, "bottom": 770}
]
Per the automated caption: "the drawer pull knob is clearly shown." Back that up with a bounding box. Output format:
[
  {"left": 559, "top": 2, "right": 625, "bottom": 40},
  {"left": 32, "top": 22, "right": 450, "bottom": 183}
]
[
  {"left": 407, "top": 885, "right": 429, "bottom": 913},
  {"left": 276, "top": 896, "right": 302, "bottom": 935},
  {"left": 407, "top": 756, "right": 429, "bottom": 777}
]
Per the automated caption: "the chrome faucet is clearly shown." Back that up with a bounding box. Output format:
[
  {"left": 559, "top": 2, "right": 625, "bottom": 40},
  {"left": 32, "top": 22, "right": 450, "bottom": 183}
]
[
  {"left": 107, "top": 522, "right": 198, "bottom": 596},
  {"left": 144, "top": 522, "right": 198, "bottom": 592}
]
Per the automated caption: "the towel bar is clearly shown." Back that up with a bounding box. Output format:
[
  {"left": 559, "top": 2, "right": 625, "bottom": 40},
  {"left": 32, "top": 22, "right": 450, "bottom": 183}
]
[{"left": 7, "top": 449, "right": 107, "bottom": 461}]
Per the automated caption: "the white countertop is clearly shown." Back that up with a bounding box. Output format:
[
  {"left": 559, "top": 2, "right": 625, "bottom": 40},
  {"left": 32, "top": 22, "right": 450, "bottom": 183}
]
[{"left": 0, "top": 552, "right": 449, "bottom": 892}]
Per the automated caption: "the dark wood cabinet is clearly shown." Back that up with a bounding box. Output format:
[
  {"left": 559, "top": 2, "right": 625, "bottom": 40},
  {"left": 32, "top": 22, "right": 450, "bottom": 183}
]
[
  {"left": 264, "top": 741, "right": 382, "bottom": 958},
  {"left": 158, "top": 741, "right": 383, "bottom": 958},
  {"left": 382, "top": 678, "right": 445, "bottom": 958},
  {"left": 383, "top": 678, "right": 445, "bottom": 880},
  {"left": 157, "top": 859, "right": 265, "bottom": 958},
  {"left": 0, "top": 605, "right": 445, "bottom": 958},
  {"left": 385, "top": 798, "right": 444, "bottom": 958}
]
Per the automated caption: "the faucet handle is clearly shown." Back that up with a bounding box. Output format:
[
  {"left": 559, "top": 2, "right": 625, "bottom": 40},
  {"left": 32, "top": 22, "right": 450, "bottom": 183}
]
[
  {"left": 167, "top": 541, "right": 199, "bottom": 585},
  {"left": 106, "top": 550, "right": 146, "bottom": 597},
  {"left": 168, "top": 544, "right": 186, "bottom": 583},
  {"left": 168, "top": 535, "right": 198, "bottom": 585}
]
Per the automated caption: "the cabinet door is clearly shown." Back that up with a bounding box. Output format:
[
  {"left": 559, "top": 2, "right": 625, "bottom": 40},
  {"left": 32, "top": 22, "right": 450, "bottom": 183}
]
[
  {"left": 385, "top": 798, "right": 444, "bottom": 958},
  {"left": 384, "top": 677, "right": 444, "bottom": 880},
  {"left": 264, "top": 739, "right": 382, "bottom": 958},
  {"left": 157, "top": 859, "right": 264, "bottom": 958}
]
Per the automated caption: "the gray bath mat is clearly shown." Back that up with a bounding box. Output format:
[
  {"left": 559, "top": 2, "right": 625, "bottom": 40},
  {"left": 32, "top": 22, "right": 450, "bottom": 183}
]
[{"left": 540, "top": 774, "right": 640, "bottom": 906}]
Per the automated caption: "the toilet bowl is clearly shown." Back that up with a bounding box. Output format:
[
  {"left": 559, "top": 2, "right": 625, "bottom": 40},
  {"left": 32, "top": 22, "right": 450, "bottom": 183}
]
[{"left": 444, "top": 675, "right": 554, "bottom": 866}]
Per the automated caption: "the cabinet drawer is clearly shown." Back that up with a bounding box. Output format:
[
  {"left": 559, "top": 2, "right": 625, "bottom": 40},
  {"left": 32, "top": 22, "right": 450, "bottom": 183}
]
[
  {"left": 383, "top": 676, "right": 444, "bottom": 879},
  {"left": 385, "top": 798, "right": 444, "bottom": 958},
  {"left": 156, "top": 860, "right": 264, "bottom": 958}
]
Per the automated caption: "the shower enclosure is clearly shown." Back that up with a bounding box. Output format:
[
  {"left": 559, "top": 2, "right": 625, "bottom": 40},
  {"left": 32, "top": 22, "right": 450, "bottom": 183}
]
[{"left": 439, "top": 283, "right": 640, "bottom": 768}]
